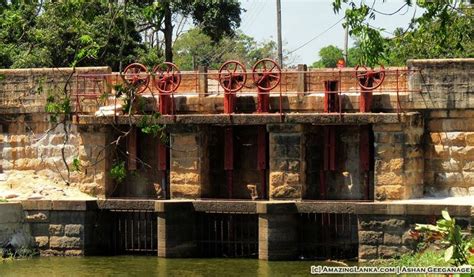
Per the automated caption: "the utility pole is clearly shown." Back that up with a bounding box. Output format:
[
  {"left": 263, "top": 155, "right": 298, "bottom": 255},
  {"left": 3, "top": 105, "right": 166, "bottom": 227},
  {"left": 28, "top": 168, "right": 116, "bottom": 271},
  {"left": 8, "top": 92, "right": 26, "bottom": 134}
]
[
  {"left": 343, "top": 23, "right": 349, "bottom": 65},
  {"left": 276, "top": 0, "right": 283, "bottom": 68}
]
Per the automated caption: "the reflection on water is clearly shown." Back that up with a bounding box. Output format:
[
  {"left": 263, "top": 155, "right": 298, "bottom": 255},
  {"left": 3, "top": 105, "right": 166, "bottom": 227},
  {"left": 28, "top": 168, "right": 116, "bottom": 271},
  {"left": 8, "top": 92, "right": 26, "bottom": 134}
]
[{"left": 0, "top": 256, "right": 342, "bottom": 277}]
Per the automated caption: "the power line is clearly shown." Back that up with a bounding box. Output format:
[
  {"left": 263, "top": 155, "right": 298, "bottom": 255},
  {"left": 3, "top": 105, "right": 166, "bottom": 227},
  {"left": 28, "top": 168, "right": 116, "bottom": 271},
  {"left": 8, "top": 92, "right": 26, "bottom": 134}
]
[{"left": 287, "top": 17, "right": 345, "bottom": 55}]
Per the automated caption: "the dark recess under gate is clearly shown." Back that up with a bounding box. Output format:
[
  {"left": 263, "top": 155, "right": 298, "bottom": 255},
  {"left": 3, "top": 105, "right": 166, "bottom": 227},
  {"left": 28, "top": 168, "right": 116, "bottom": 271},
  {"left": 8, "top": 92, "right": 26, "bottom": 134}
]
[
  {"left": 297, "top": 213, "right": 358, "bottom": 260},
  {"left": 110, "top": 209, "right": 158, "bottom": 255},
  {"left": 195, "top": 212, "right": 259, "bottom": 258}
]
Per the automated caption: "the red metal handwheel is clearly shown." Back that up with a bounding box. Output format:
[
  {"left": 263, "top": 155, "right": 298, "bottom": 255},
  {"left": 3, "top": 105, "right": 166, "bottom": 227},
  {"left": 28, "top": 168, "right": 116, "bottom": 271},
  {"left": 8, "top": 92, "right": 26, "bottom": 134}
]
[
  {"left": 252, "top": 58, "right": 281, "bottom": 91},
  {"left": 153, "top": 62, "right": 182, "bottom": 93},
  {"left": 355, "top": 65, "right": 385, "bottom": 90},
  {"left": 122, "top": 63, "right": 150, "bottom": 94},
  {"left": 218, "top": 60, "right": 247, "bottom": 92}
]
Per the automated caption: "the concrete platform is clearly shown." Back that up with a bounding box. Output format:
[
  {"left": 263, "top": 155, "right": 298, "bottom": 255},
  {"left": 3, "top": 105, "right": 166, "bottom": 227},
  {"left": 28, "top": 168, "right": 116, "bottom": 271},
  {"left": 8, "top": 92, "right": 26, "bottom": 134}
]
[{"left": 76, "top": 112, "right": 421, "bottom": 126}]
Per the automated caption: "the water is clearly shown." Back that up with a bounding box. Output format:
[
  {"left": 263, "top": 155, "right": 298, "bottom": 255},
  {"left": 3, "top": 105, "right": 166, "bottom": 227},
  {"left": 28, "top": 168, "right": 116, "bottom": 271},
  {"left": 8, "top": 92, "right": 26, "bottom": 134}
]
[{"left": 0, "top": 256, "right": 345, "bottom": 277}]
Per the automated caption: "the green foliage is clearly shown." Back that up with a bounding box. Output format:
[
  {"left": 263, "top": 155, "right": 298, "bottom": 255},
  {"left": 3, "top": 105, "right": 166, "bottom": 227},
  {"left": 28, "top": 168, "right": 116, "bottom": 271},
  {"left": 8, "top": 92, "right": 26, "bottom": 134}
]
[
  {"left": 415, "top": 210, "right": 473, "bottom": 267},
  {"left": 110, "top": 161, "right": 127, "bottom": 184},
  {"left": 45, "top": 94, "right": 71, "bottom": 123},
  {"left": 367, "top": 250, "right": 450, "bottom": 267},
  {"left": 0, "top": 1, "right": 142, "bottom": 70},
  {"left": 311, "top": 45, "right": 344, "bottom": 68},
  {"left": 71, "top": 157, "right": 81, "bottom": 172},
  {"left": 137, "top": 113, "right": 165, "bottom": 139},
  {"left": 0, "top": 198, "right": 8, "bottom": 203},
  {"left": 311, "top": 43, "right": 364, "bottom": 68},
  {"left": 173, "top": 28, "right": 277, "bottom": 70},
  {"left": 332, "top": 0, "right": 473, "bottom": 66}
]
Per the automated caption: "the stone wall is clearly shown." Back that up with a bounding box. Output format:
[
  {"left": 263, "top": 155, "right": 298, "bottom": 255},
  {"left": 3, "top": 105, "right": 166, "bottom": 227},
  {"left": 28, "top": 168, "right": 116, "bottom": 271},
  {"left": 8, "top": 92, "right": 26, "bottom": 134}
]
[
  {"left": 22, "top": 200, "right": 107, "bottom": 256},
  {"left": 356, "top": 203, "right": 472, "bottom": 260},
  {"left": 169, "top": 125, "right": 210, "bottom": 199},
  {"left": 0, "top": 115, "right": 112, "bottom": 197},
  {"left": 0, "top": 202, "right": 32, "bottom": 249},
  {"left": 373, "top": 116, "right": 424, "bottom": 200},
  {"left": 268, "top": 124, "right": 306, "bottom": 200},
  {"left": 424, "top": 110, "right": 474, "bottom": 196}
]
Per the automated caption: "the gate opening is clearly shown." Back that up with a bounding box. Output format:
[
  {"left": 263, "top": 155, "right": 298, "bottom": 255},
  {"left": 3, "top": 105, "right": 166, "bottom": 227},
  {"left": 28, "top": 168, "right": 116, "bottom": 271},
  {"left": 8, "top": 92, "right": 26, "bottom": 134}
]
[
  {"left": 112, "top": 128, "right": 168, "bottom": 199},
  {"left": 110, "top": 210, "right": 157, "bottom": 255},
  {"left": 306, "top": 125, "right": 374, "bottom": 200},
  {"left": 297, "top": 213, "right": 358, "bottom": 260},
  {"left": 195, "top": 212, "right": 258, "bottom": 258},
  {"left": 208, "top": 126, "right": 268, "bottom": 199}
]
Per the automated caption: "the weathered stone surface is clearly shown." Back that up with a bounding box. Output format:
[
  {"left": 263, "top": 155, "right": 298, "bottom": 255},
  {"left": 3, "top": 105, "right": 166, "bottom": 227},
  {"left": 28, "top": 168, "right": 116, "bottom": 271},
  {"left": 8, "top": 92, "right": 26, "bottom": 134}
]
[
  {"left": 35, "top": 236, "right": 49, "bottom": 248},
  {"left": 270, "top": 185, "right": 300, "bottom": 199},
  {"left": 375, "top": 185, "right": 404, "bottom": 201},
  {"left": 64, "top": 224, "right": 83, "bottom": 237},
  {"left": 64, "top": 250, "right": 83, "bottom": 256},
  {"left": 378, "top": 245, "right": 408, "bottom": 259},
  {"left": 375, "top": 172, "right": 403, "bottom": 186},
  {"left": 359, "top": 231, "right": 383, "bottom": 245},
  {"left": 170, "top": 184, "right": 200, "bottom": 199},
  {"left": 49, "top": 236, "right": 82, "bottom": 249},
  {"left": 383, "top": 232, "right": 402, "bottom": 245},
  {"left": 449, "top": 187, "right": 468, "bottom": 196},
  {"left": 359, "top": 245, "right": 378, "bottom": 260},
  {"left": 49, "top": 224, "right": 64, "bottom": 236}
]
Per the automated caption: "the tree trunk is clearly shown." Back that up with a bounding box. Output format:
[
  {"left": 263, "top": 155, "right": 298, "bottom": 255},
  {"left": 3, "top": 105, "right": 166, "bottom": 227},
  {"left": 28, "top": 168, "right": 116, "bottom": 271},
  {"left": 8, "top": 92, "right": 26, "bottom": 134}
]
[{"left": 164, "top": 3, "right": 173, "bottom": 62}]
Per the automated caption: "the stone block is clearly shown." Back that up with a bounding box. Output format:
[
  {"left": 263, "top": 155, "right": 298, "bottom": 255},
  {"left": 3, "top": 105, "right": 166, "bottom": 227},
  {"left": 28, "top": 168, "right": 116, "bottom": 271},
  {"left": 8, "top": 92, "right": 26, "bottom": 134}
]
[
  {"left": 383, "top": 232, "right": 402, "bottom": 245},
  {"left": 270, "top": 185, "right": 301, "bottom": 199},
  {"left": 431, "top": 158, "right": 461, "bottom": 172},
  {"left": 49, "top": 236, "right": 82, "bottom": 249},
  {"left": 170, "top": 171, "right": 200, "bottom": 185},
  {"left": 469, "top": 187, "right": 474, "bottom": 196},
  {"left": 170, "top": 184, "right": 200, "bottom": 199},
  {"left": 375, "top": 172, "right": 404, "bottom": 186},
  {"left": 466, "top": 133, "right": 474, "bottom": 146},
  {"left": 35, "top": 236, "right": 49, "bottom": 248},
  {"left": 375, "top": 158, "right": 404, "bottom": 173},
  {"left": 463, "top": 161, "right": 474, "bottom": 171},
  {"left": 359, "top": 245, "right": 378, "bottom": 260},
  {"left": 378, "top": 245, "right": 407, "bottom": 259},
  {"left": 49, "top": 224, "right": 64, "bottom": 236},
  {"left": 449, "top": 187, "right": 468, "bottom": 197},
  {"left": 375, "top": 185, "right": 404, "bottom": 201},
  {"left": 359, "top": 231, "right": 383, "bottom": 245},
  {"left": 434, "top": 172, "right": 463, "bottom": 187},
  {"left": 64, "top": 250, "right": 83, "bottom": 256},
  {"left": 431, "top": 145, "right": 450, "bottom": 158},
  {"left": 64, "top": 224, "right": 83, "bottom": 237},
  {"left": 373, "top": 124, "right": 403, "bottom": 132}
]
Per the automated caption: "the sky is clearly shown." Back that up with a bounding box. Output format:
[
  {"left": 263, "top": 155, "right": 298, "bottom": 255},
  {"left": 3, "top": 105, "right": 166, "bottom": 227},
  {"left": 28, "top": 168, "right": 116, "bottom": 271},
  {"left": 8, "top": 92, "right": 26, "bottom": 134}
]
[{"left": 238, "top": 0, "right": 420, "bottom": 65}]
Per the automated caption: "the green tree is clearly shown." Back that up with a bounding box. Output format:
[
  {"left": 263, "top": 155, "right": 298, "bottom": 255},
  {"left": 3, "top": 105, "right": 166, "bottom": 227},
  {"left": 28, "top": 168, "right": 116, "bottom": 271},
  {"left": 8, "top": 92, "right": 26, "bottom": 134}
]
[
  {"left": 0, "top": 1, "right": 142, "bottom": 69},
  {"left": 311, "top": 45, "right": 344, "bottom": 68},
  {"left": 133, "top": 0, "right": 241, "bottom": 62},
  {"left": 0, "top": 1, "right": 243, "bottom": 69},
  {"left": 332, "top": 0, "right": 473, "bottom": 66},
  {"left": 173, "top": 28, "right": 277, "bottom": 70},
  {"left": 310, "top": 43, "right": 364, "bottom": 68}
]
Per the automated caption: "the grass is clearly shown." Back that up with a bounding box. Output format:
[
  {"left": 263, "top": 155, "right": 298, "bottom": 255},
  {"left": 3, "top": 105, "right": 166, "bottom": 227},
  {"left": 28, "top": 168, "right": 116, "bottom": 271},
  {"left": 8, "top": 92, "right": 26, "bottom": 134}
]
[{"left": 366, "top": 250, "right": 451, "bottom": 267}]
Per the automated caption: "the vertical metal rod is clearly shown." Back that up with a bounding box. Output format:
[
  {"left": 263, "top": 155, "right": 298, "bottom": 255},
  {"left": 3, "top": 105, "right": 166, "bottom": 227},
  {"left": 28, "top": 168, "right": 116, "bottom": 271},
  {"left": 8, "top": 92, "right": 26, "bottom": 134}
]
[{"left": 276, "top": 0, "right": 283, "bottom": 68}]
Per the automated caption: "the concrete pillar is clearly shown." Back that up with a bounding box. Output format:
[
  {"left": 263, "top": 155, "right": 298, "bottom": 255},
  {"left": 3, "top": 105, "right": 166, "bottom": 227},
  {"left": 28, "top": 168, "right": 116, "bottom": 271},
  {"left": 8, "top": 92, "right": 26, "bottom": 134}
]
[
  {"left": 156, "top": 201, "right": 195, "bottom": 258},
  {"left": 297, "top": 64, "right": 307, "bottom": 99},
  {"left": 373, "top": 117, "right": 424, "bottom": 200},
  {"left": 78, "top": 125, "right": 113, "bottom": 198},
  {"left": 267, "top": 124, "right": 305, "bottom": 200},
  {"left": 169, "top": 125, "right": 210, "bottom": 199},
  {"left": 198, "top": 66, "right": 208, "bottom": 97},
  {"left": 257, "top": 202, "right": 298, "bottom": 260}
]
